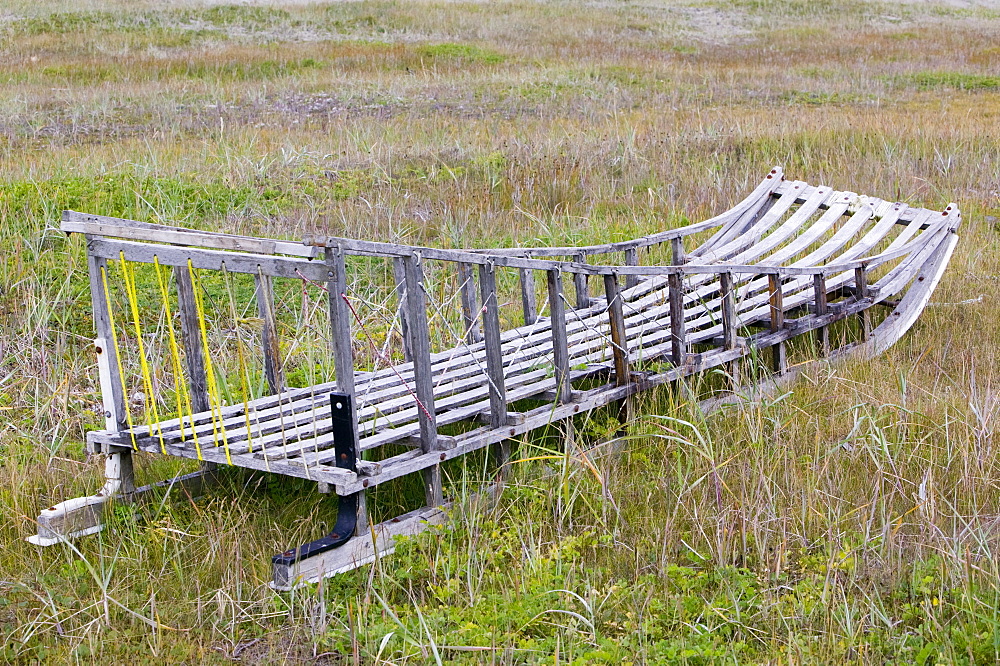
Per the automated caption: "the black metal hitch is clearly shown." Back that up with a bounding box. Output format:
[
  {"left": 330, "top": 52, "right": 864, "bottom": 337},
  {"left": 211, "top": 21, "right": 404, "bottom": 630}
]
[{"left": 272, "top": 392, "right": 361, "bottom": 567}]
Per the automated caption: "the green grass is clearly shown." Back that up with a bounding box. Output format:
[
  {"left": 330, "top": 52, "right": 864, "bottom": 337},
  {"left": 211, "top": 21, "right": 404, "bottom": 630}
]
[
  {"left": 901, "top": 70, "right": 1000, "bottom": 91},
  {"left": 415, "top": 42, "right": 507, "bottom": 65},
  {"left": 2, "top": 0, "right": 1000, "bottom": 663}
]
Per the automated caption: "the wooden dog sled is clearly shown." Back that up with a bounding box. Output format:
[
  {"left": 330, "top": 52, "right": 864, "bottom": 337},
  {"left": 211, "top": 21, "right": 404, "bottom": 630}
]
[{"left": 29, "top": 168, "right": 961, "bottom": 589}]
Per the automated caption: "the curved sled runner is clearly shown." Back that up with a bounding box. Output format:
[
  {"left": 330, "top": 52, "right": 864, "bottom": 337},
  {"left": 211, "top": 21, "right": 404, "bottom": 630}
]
[{"left": 31, "top": 167, "right": 961, "bottom": 589}]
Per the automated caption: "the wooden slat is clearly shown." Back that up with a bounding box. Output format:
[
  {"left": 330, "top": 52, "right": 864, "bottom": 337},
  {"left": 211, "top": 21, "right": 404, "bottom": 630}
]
[
  {"left": 272, "top": 505, "right": 447, "bottom": 590},
  {"left": 89, "top": 237, "right": 329, "bottom": 281},
  {"left": 63, "top": 211, "right": 316, "bottom": 258}
]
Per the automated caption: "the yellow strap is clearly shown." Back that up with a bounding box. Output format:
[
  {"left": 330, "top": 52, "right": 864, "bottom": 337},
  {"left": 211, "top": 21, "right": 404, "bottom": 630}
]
[
  {"left": 189, "top": 261, "right": 232, "bottom": 466},
  {"left": 100, "top": 264, "right": 138, "bottom": 450},
  {"left": 120, "top": 252, "right": 166, "bottom": 454},
  {"left": 221, "top": 265, "right": 261, "bottom": 465},
  {"left": 153, "top": 257, "right": 203, "bottom": 461}
]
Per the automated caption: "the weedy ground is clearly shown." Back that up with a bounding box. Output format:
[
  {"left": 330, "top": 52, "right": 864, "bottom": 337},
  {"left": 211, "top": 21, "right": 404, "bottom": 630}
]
[{"left": 2, "top": 0, "right": 1000, "bottom": 663}]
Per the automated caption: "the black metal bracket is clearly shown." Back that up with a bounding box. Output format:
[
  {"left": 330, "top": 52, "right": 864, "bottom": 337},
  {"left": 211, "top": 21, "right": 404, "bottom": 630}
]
[{"left": 272, "top": 392, "right": 361, "bottom": 567}]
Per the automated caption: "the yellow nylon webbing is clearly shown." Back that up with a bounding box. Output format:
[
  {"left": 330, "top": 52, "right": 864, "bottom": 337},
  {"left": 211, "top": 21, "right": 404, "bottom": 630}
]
[
  {"left": 153, "top": 257, "right": 203, "bottom": 461},
  {"left": 189, "top": 260, "right": 232, "bottom": 466},
  {"left": 120, "top": 252, "right": 166, "bottom": 454},
  {"left": 221, "top": 265, "right": 260, "bottom": 463}
]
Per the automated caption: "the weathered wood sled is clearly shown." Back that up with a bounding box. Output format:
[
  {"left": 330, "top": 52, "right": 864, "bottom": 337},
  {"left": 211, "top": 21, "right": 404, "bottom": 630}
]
[{"left": 30, "top": 167, "right": 961, "bottom": 589}]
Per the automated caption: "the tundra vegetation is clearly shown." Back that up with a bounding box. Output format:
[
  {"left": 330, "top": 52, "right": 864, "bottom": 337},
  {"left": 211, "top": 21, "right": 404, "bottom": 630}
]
[{"left": 2, "top": 0, "right": 1000, "bottom": 663}]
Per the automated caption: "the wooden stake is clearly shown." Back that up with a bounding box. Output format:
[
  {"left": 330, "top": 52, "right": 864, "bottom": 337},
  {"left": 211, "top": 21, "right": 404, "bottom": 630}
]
[
  {"left": 719, "top": 271, "right": 739, "bottom": 387},
  {"left": 813, "top": 272, "right": 830, "bottom": 356},
  {"left": 547, "top": 269, "right": 573, "bottom": 404},
  {"left": 173, "top": 264, "right": 210, "bottom": 414},
  {"left": 624, "top": 248, "right": 639, "bottom": 290},
  {"left": 574, "top": 253, "right": 590, "bottom": 309},
  {"left": 255, "top": 273, "right": 283, "bottom": 394},
  {"left": 668, "top": 272, "right": 686, "bottom": 367},
  {"left": 519, "top": 267, "right": 538, "bottom": 326},
  {"left": 855, "top": 265, "right": 871, "bottom": 342},
  {"left": 768, "top": 272, "right": 786, "bottom": 375}
]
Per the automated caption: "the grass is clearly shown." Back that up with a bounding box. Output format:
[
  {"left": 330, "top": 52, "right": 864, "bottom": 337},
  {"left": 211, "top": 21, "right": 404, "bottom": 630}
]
[{"left": 2, "top": 0, "right": 1000, "bottom": 663}]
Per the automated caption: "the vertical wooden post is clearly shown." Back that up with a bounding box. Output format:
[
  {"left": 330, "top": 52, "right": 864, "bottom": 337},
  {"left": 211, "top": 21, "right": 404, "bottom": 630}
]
[
  {"left": 519, "top": 267, "right": 538, "bottom": 326},
  {"left": 87, "top": 248, "right": 135, "bottom": 493},
  {"left": 671, "top": 237, "right": 686, "bottom": 266},
  {"left": 573, "top": 253, "right": 590, "bottom": 309},
  {"left": 668, "top": 270, "right": 686, "bottom": 367},
  {"left": 457, "top": 261, "right": 482, "bottom": 343},
  {"left": 478, "top": 262, "right": 508, "bottom": 425},
  {"left": 89, "top": 251, "right": 128, "bottom": 431},
  {"left": 326, "top": 244, "right": 368, "bottom": 534},
  {"left": 768, "top": 272, "right": 787, "bottom": 375},
  {"left": 392, "top": 257, "right": 413, "bottom": 361},
  {"left": 174, "top": 264, "right": 210, "bottom": 415},
  {"left": 604, "top": 273, "right": 630, "bottom": 427},
  {"left": 603, "top": 274, "right": 629, "bottom": 386},
  {"left": 813, "top": 272, "right": 830, "bottom": 357},
  {"left": 855, "top": 265, "right": 871, "bottom": 342},
  {"left": 326, "top": 246, "right": 355, "bottom": 396},
  {"left": 174, "top": 261, "right": 215, "bottom": 478},
  {"left": 254, "top": 273, "right": 284, "bottom": 394},
  {"left": 624, "top": 247, "right": 639, "bottom": 290},
  {"left": 479, "top": 262, "right": 510, "bottom": 472},
  {"left": 403, "top": 252, "right": 442, "bottom": 507},
  {"left": 719, "top": 271, "right": 739, "bottom": 387},
  {"left": 547, "top": 269, "right": 573, "bottom": 404}
]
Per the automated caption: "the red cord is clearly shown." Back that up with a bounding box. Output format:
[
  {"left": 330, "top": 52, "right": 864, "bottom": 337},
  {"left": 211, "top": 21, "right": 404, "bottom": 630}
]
[{"left": 340, "top": 292, "right": 435, "bottom": 423}]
